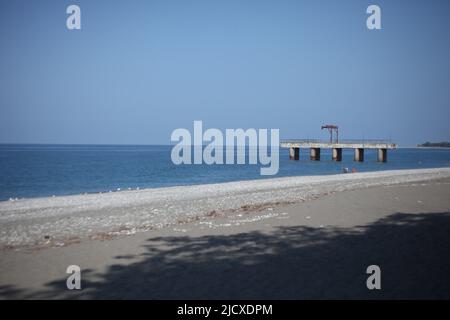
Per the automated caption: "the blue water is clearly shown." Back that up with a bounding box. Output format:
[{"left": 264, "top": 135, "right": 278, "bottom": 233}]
[{"left": 0, "top": 144, "right": 449, "bottom": 201}]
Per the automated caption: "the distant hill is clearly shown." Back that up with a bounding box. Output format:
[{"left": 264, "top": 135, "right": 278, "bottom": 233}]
[{"left": 417, "top": 141, "right": 450, "bottom": 148}]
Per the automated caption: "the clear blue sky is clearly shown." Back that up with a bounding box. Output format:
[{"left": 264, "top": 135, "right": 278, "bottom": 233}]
[{"left": 0, "top": 0, "right": 449, "bottom": 146}]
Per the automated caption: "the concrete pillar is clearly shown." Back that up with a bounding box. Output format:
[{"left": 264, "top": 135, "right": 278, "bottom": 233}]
[
  {"left": 310, "top": 148, "right": 321, "bottom": 161},
  {"left": 332, "top": 148, "right": 342, "bottom": 161},
  {"left": 354, "top": 148, "right": 364, "bottom": 162},
  {"left": 378, "top": 148, "right": 387, "bottom": 162},
  {"left": 289, "top": 147, "right": 299, "bottom": 160}
]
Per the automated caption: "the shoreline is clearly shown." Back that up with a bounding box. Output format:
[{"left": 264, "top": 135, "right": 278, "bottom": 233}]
[
  {"left": 2, "top": 162, "right": 450, "bottom": 203},
  {"left": 1, "top": 167, "right": 450, "bottom": 250},
  {"left": 3, "top": 166, "right": 450, "bottom": 203},
  {"left": 1, "top": 174, "right": 449, "bottom": 298}
]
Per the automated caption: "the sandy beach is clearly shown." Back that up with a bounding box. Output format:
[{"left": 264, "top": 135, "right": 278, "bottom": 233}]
[{"left": 1, "top": 167, "right": 450, "bottom": 299}]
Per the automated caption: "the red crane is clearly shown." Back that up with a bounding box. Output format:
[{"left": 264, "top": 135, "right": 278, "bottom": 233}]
[{"left": 321, "top": 125, "right": 339, "bottom": 143}]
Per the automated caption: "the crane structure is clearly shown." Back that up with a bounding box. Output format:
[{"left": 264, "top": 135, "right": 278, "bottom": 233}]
[{"left": 321, "top": 124, "right": 339, "bottom": 143}]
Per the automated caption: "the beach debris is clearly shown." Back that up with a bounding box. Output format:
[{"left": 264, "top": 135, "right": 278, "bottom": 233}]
[
  {"left": 206, "top": 210, "right": 218, "bottom": 217},
  {"left": 229, "top": 212, "right": 280, "bottom": 225},
  {"left": 117, "top": 188, "right": 121, "bottom": 191},
  {"left": 306, "top": 216, "right": 311, "bottom": 219},
  {"left": 44, "top": 235, "right": 51, "bottom": 240},
  {"left": 417, "top": 200, "right": 423, "bottom": 203},
  {"left": 267, "top": 207, "right": 273, "bottom": 211}
]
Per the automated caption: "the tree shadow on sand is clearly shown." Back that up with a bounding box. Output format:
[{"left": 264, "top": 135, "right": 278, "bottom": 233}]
[{"left": 7, "top": 211, "right": 450, "bottom": 299}]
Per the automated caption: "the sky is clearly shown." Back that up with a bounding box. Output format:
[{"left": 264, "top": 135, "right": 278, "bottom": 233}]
[{"left": 0, "top": 0, "right": 449, "bottom": 146}]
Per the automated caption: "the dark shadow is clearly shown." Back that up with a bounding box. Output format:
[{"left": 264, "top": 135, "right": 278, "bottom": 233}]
[
  {"left": 0, "top": 285, "right": 25, "bottom": 299},
  {"left": 4, "top": 211, "right": 450, "bottom": 299}
]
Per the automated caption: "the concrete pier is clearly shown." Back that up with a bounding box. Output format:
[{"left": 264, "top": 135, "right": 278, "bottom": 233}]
[
  {"left": 310, "top": 148, "right": 320, "bottom": 161},
  {"left": 281, "top": 139, "right": 397, "bottom": 162},
  {"left": 354, "top": 148, "right": 364, "bottom": 162},
  {"left": 378, "top": 148, "right": 387, "bottom": 162},
  {"left": 289, "top": 147, "right": 299, "bottom": 160},
  {"left": 332, "top": 148, "right": 342, "bottom": 161}
]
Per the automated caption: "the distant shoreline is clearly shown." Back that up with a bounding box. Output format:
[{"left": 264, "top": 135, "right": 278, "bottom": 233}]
[
  {"left": 414, "top": 146, "right": 450, "bottom": 149},
  {"left": 417, "top": 142, "right": 450, "bottom": 148}
]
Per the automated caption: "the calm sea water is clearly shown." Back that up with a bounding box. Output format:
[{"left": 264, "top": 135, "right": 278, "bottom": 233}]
[{"left": 0, "top": 144, "right": 449, "bottom": 201}]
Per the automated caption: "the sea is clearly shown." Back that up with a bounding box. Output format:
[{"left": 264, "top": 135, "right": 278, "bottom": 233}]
[{"left": 1, "top": 144, "right": 449, "bottom": 201}]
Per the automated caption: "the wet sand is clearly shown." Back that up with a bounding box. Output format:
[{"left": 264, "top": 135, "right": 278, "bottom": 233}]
[{"left": 1, "top": 173, "right": 449, "bottom": 299}]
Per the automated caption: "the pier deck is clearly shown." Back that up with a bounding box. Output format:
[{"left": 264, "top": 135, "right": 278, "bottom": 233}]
[{"left": 280, "top": 139, "right": 397, "bottom": 162}]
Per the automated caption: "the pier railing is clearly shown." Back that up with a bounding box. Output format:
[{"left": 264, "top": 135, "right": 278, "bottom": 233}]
[{"left": 280, "top": 139, "right": 392, "bottom": 144}]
